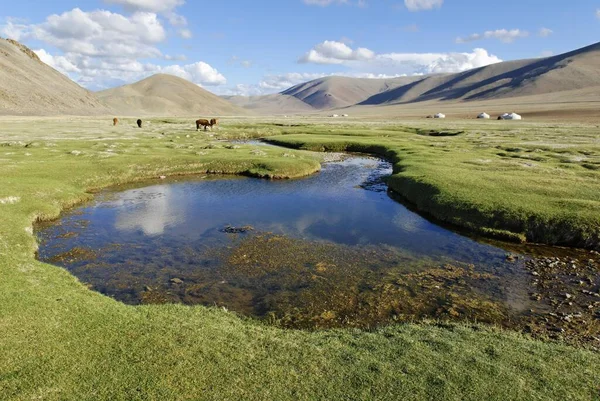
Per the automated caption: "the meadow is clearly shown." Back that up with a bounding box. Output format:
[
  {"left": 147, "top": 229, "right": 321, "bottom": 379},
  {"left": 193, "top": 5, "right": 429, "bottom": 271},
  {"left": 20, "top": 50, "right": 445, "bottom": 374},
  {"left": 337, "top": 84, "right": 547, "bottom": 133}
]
[{"left": 1, "top": 116, "right": 599, "bottom": 400}]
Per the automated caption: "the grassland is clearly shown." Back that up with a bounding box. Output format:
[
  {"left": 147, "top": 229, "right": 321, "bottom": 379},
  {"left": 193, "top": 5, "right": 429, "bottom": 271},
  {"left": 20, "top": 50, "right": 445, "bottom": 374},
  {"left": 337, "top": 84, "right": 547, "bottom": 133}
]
[
  {"left": 266, "top": 119, "right": 600, "bottom": 248},
  {"left": 1, "top": 116, "right": 599, "bottom": 400}
]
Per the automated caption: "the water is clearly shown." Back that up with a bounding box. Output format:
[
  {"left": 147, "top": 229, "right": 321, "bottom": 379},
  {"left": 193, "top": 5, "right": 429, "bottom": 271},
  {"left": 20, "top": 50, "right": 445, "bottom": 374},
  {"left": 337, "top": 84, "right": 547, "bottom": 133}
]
[{"left": 37, "top": 155, "right": 542, "bottom": 329}]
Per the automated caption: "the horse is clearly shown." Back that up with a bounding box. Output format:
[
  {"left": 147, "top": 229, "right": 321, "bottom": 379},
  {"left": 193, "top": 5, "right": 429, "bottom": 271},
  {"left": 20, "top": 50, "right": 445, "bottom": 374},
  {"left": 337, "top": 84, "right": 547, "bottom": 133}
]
[
  {"left": 196, "top": 119, "right": 211, "bottom": 131},
  {"left": 113, "top": 117, "right": 119, "bottom": 126},
  {"left": 137, "top": 119, "right": 142, "bottom": 128}
]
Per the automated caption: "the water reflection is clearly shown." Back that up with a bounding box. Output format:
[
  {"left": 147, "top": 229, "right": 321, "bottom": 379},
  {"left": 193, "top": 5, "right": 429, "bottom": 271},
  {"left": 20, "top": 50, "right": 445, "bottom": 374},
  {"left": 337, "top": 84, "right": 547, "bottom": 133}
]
[{"left": 37, "top": 157, "right": 535, "bottom": 329}]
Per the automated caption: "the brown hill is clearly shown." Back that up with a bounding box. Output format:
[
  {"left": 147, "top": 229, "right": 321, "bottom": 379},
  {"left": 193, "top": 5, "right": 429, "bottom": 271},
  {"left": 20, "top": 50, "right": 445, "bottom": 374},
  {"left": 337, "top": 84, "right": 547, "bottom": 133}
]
[
  {"left": 0, "top": 38, "right": 110, "bottom": 116},
  {"left": 280, "top": 76, "right": 423, "bottom": 110},
  {"left": 97, "top": 74, "right": 248, "bottom": 116},
  {"left": 361, "top": 42, "right": 600, "bottom": 105}
]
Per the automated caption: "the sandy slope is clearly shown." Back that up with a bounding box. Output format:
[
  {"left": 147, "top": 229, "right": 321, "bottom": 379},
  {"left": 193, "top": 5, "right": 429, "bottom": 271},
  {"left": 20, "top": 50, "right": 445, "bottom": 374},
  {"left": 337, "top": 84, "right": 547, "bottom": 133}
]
[
  {"left": 97, "top": 74, "right": 248, "bottom": 117},
  {"left": 0, "top": 38, "right": 110, "bottom": 116}
]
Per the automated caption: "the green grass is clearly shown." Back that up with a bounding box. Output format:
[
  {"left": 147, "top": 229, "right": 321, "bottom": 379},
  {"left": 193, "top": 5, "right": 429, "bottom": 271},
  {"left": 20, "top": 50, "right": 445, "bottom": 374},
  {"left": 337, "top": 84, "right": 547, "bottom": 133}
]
[
  {"left": 265, "top": 120, "right": 600, "bottom": 248},
  {"left": 1, "top": 117, "right": 599, "bottom": 400}
]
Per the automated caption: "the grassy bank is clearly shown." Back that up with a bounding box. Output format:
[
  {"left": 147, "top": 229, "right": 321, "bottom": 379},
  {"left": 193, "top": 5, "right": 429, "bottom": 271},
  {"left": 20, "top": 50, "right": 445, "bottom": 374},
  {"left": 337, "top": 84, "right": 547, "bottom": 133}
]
[
  {"left": 1, "top": 117, "right": 599, "bottom": 400},
  {"left": 265, "top": 120, "right": 600, "bottom": 249}
]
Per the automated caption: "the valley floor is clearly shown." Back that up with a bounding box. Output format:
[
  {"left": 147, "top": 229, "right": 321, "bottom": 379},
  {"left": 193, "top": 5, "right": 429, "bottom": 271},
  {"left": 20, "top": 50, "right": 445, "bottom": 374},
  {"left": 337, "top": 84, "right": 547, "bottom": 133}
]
[{"left": 0, "top": 117, "right": 599, "bottom": 400}]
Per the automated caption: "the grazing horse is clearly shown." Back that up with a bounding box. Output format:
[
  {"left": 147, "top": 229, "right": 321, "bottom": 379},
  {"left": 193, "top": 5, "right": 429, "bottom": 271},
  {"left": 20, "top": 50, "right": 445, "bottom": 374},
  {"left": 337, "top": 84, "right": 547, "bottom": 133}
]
[
  {"left": 113, "top": 117, "right": 119, "bottom": 126},
  {"left": 137, "top": 119, "right": 142, "bottom": 128},
  {"left": 210, "top": 118, "right": 219, "bottom": 129},
  {"left": 196, "top": 119, "right": 211, "bottom": 131}
]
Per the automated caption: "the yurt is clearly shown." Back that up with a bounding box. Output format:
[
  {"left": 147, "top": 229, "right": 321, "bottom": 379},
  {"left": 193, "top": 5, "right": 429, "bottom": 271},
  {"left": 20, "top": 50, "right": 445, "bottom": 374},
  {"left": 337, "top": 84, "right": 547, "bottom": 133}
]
[
  {"left": 499, "top": 112, "right": 522, "bottom": 120},
  {"left": 477, "top": 112, "right": 490, "bottom": 119},
  {"left": 434, "top": 113, "right": 446, "bottom": 119}
]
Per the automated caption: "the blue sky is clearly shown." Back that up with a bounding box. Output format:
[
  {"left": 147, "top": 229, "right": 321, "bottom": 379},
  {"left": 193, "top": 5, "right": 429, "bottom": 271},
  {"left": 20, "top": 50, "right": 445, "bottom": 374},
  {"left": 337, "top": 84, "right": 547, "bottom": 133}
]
[{"left": 1, "top": 0, "right": 599, "bottom": 95}]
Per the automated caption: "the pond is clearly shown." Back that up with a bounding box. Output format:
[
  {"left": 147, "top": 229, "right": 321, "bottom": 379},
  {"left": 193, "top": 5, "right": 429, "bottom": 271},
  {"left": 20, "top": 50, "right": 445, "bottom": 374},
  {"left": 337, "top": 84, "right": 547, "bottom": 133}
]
[{"left": 35, "top": 152, "right": 600, "bottom": 341}]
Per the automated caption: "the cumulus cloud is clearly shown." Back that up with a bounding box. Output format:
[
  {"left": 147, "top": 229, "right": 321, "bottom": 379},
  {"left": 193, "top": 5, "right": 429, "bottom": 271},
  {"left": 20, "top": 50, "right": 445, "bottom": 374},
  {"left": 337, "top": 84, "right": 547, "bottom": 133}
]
[
  {"left": 23, "top": 8, "right": 166, "bottom": 58},
  {"left": 538, "top": 27, "right": 553, "bottom": 37},
  {"left": 299, "top": 40, "right": 375, "bottom": 64},
  {"left": 32, "top": 48, "right": 226, "bottom": 89},
  {"left": 161, "top": 62, "right": 226, "bottom": 85},
  {"left": 35, "top": 49, "right": 81, "bottom": 73},
  {"left": 404, "top": 0, "right": 443, "bottom": 11},
  {"left": 456, "top": 29, "right": 529, "bottom": 44},
  {"left": 299, "top": 41, "right": 501, "bottom": 76},
  {"left": 1, "top": 8, "right": 226, "bottom": 90}
]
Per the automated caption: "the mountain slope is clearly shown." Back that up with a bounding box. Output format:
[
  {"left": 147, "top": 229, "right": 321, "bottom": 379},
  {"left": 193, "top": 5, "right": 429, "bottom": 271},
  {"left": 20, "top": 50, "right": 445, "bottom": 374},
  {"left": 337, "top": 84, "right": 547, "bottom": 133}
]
[
  {"left": 281, "top": 76, "right": 423, "bottom": 110},
  {"left": 362, "top": 42, "right": 600, "bottom": 105},
  {"left": 97, "top": 74, "right": 248, "bottom": 116},
  {"left": 0, "top": 38, "right": 110, "bottom": 116}
]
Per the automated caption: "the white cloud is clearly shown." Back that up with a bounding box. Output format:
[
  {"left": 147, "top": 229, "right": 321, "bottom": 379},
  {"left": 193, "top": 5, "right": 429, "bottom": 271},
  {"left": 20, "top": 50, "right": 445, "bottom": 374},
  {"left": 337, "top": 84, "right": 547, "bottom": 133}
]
[
  {"left": 596, "top": 9, "right": 600, "bottom": 19},
  {"left": 166, "top": 12, "right": 187, "bottom": 26},
  {"left": 299, "top": 41, "right": 501, "bottom": 76},
  {"left": 164, "top": 54, "right": 187, "bottom": 61},
  {"left": 538, "top": 27, "right": 553, "bottom": 37},
  {"left": 2, "top": 8, "right": 226, "bottom": 90},
  {"left": 34, "top": 49, "right": 81, "bottom": 74},
  {"left": 539, "top": 50, "right": 554, "bottom": 58},
  {"left": 103, "top": 0, "right": 184, "bottom": 13},
  {"left": 404, "top": 0, "right": 443, "bottom": 11},
  {"left": 178, "top": 28, "right": 192, "bottom": 39},
  {"left": 161, "top": 62, "right": 226, "bottom": 86},
  {"left": 23, "top": 8, "right": 167, "bottom": 58},
  {"left": 456, "top": 29, "right": 529, "bottom": 44},
  {"left": 299, "top": 40, "right": 375, "bottom": 64}
]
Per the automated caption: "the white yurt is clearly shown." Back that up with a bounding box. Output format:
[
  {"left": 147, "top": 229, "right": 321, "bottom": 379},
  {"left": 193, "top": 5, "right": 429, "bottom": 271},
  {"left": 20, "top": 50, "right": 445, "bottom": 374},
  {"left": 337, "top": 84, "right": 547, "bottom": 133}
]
[
  {"left": 434, "top": 113, "right": 446, "bottom": 119},
  {"left": 477, "top": 112, "right": 490, "bottom": 119},
  {"left": 499, "top": 112, "right": 522, "bottom": 120}
]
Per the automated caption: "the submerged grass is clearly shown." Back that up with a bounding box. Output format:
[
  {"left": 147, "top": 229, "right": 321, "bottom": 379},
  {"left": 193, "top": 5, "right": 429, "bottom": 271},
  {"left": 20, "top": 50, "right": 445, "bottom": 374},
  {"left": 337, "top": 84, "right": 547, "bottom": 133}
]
[{"left": 1, "top": 117, "right": 600, "bottom": 400}]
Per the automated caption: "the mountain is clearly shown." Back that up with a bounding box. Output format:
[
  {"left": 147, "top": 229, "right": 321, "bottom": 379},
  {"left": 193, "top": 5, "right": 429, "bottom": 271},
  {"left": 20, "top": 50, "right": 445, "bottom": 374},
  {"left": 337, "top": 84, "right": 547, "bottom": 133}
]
[
  {"left": 360, "top": 42, "right": 600, "bottom": 105},
  {"left": 232, "top": 41, "right": 600, "bottom": 115},
  {"left": 280, "top": 76, "right": 423, "bottom": 110},
  {"left": 0, "top": 38, "right": 110, "bottom": 116},
  {"left": 97, "top": 74, "right": 248, "bottom": 116}
]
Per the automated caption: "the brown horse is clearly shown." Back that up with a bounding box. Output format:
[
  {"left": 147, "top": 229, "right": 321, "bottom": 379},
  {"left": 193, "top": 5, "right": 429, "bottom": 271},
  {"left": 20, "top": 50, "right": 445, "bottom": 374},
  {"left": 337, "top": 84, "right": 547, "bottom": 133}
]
[
  {"left": 113, "top": 117, "right": 119, "bottom": 126},
  {"left": 196, "top": 119, "right": 211, "bottom": 131},
  {"left": 137, "top": 119, "right": 142, "bottom": 128}
]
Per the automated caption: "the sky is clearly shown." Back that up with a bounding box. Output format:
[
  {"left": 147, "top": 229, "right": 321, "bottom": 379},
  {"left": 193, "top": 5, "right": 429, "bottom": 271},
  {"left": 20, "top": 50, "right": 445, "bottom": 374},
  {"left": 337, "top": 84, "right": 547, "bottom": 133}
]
[{"left": 1, "top": 0, "right": 599, "bottom": 95}]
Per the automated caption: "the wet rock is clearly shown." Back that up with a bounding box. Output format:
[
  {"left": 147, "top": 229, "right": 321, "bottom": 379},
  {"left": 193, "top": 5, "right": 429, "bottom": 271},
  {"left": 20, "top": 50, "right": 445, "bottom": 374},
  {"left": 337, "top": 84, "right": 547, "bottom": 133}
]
[{"left": 220, "top": 225, "right": 254, "bottom": 234}]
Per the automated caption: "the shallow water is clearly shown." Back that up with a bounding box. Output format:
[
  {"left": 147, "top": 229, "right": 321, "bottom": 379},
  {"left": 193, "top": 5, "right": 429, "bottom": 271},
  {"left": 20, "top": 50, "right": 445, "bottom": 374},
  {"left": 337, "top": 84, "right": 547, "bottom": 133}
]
[{"left": 37, "top": 155, "right": 584, "bottom": 329}]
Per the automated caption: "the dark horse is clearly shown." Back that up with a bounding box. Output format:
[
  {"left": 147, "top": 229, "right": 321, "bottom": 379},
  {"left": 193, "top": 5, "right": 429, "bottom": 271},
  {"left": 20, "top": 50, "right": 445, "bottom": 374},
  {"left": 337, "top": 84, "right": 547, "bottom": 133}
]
[
  {"left": 137, "top": 119, "right": 142, "bottom": 128},
  {"left": 196, "top": 119, "right": 211, "bottom": 131}
]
